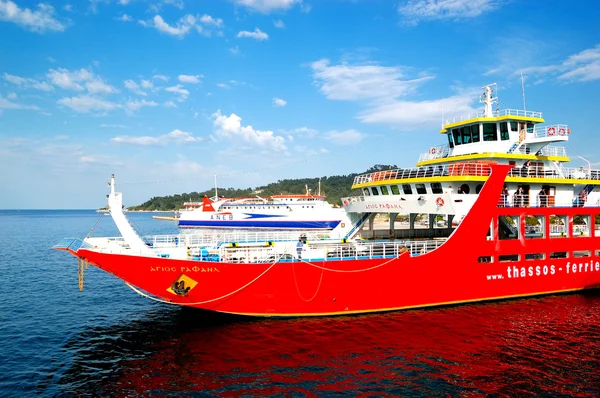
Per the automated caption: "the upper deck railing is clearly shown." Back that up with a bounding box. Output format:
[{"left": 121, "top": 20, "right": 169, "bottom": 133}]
[
  {"left": 444, "top": 109, "right": 543, "bottom": 126},
  {"left": 353, "top": 163, "right": 492, "bottom": 185}
]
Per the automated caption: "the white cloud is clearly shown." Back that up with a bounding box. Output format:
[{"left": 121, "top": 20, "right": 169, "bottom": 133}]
[
  {"left": 273, "top": 19, "right": 284, "bottom": 28},
  {"left": 151, "top": 14, "right": 193, "bottom": 37},
  {"left": 153, "top": 74, "right": 169, "bottom": 81},
  {"left": 3, "top": 72, "right": 54, "bottom": 91},
  {"left": 7, "top": 92, "right": 16, "bottom": 99},
  {"left": 229, "top": 45, "right": 240, "bottom": 55},
  {"left": 140, "top": 79, "right": 153, "bottom": 89},
  {"left": 178, "top": 74, "right": 202, "bottom": 84},
  {"left": 0, "top": 1, "right": 67, "bottom": 32},
  {"left": 212, "top": 109, "right": 286, "bottom": 151},
  {"left": 0, "top": 95, "right": 39, "bottom": 110},
  {"left": 165, "top": 84, "right": 189, "bottom": 100},
  {"left": 199, "top": 14, "right": 223, "bottom": 27},
  {"left": 111, "top": 129, "right": 201, "bottom": 146},
  {"left": 324, "top": 129, "right": 366, "bottom": 145},
  {"left": 273, "top": 97, "right": 287, "bottom": 107},
  {"left": 47, "top": 67, "right": 117, "bottom": 94},
  {"left": 124, "top": 79, "right": 147, "bottom": 96},
  {"left": 358, "top": 93, "right": 477, "bottom": 126},
  {"left": 517, "top": 44, "right": 600, "bottom": 83},
  {"left": 310, "top": 58, "right": 433, "bottom": 101},
  {"left": 216, "top": 82, "right": 230, "bottom": 89},
  {"left": 100, "top": 124, "right": 127, "bottom": 128},
  {"left": 279, "top": 126, "right": 318, "bottom": 137},
  {"left": 115, "top": 13, "right": 132, "bottom": 22},
  {"left": 164, "top": 100, "right": 177, "bottom": 108},
  {"left": 237, "top": 27, "right": 268, "bottom": 41},
  {"left": 234, "top": 0, "right": 302, "bottom": 13},
  {"left": 398, "top": 0, "right": 498, "bottom": 25},
  {"left": 57, "top": 95, "right": 120, "bottom": 113},
  {"left": 125, "top": 99, "right": 158, "bottom": 111}
]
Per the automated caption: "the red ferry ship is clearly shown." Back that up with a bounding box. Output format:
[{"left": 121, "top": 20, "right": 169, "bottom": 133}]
[{"left": 54, "top": 85, "right": 600, "bottom": 317}]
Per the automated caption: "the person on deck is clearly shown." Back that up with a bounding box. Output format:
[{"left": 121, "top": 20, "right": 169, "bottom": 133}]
[
  {"left": 501, "top": 186, "right": 510, "bottom": 207},
  {"left": 538, "top": 188, "right": 547, "bottom": 207},
  {"left": 296, "top": 238, "right": 304, "bottom": 260}
]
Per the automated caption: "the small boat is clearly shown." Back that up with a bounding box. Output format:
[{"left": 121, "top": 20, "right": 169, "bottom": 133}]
[{"left": 54, "top": 84, "right": 600, "bottom": 317}]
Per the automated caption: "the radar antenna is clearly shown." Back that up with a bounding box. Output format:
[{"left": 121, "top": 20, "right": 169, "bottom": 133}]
[{"left": 480, "top": 83, "right": 498, "bottom": 118}]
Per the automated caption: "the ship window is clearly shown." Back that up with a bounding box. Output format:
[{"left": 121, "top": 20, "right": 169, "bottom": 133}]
[
  {"left": 459, "top": 184, "right": 470, "bottom": 194},
  {"left": 527, "top": 122, "right": 534, "bottom": 132},
  {"left": 573, "top": 215, "right": 590, "bottom": 237},
  {"left": 381, "top": 186, "right": 389, "bottom": 195},
  {"left": 390, "top": 185, "right": 400, "bottom": 195},
  {"left": 510, "top": 121, "right": 518, "bottom": 132},
  {"left": 550, "top": 215, "right": 568, "bottom": 238},
  {"left": 416, "top": 184, "right": 427, "bottom": 194},
  {"left": 500, "top": 122, "right": 510, "bottom": 140},
  {"left": 525, "top": 215, "right": 545, "bottom": 239},
  {"left": 447, "top": 132, "right": 454, "bottom": 149},
  {"left": 498, "top": 215, "right": 519, "bottom": 240},
  {"left": 476, "top": 184, "right": 483, "bottom": 194},
  {"left": 595, "top": 215, "right": 600, "bottom": 237},
  {"left": 478, "top": 256, "right": 492, "bottom": 263},
  {"left": 525, "top": 253, "right": 545, "bottom": 261},
  {"left": 549, "top": 251, "right": 568, "bottom": 259},
  {"left": 431, "top": 183, "right": 443, "bottom": 194},
  {"left": 452, "top": 129, "right": 462, "bottom": 145},
  {"left": 402, "top": 184, "right": 412, "bottom": 195},
  {"left": 471, "top": 125, "right": 480, "bottom": 142},
  {"left": 461, "top": 126, "right": 472, "bottom": 144},
  {"left": 499, "top": 254, "right": 519, "bottom": 262},
  {"left": 573, "top": 250, "right": 591, "bottom": 258},
  {"left": 363, "top": 188, "right": 370, "bottom": 196},
  {"left": 371, "top": 187, "right": 379, "bottom": 196},
  {"left": 483, "top": 123, "right": 497, "bottom": 141}
]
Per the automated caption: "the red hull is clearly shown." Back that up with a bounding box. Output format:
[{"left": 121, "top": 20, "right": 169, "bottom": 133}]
[{"left": 68, "top": 164, "right": 600, "bottom": 316}]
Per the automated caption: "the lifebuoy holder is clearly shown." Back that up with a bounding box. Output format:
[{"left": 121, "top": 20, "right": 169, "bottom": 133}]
[{"left": 436, "top": 197, "right": 444, "bottom": 206}]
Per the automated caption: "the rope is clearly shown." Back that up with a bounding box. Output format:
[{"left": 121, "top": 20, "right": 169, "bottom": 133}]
[
  {"left": 292, "top": 259, "right": 325, "bottom": 302},
  {"left": 124, "top": 255, "right": 282, "bottom": 305},
  {"left": 85, "top": 213, "right": 106, "bottom": 239}
]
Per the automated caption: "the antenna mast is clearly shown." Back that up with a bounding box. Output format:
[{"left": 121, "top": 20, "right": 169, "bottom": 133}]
[
  {"left": 521, "top": 73, "right": 527, "bottom": 111},
  {"left": 214, "top": 174, "right": 218, "bottom": 200}
]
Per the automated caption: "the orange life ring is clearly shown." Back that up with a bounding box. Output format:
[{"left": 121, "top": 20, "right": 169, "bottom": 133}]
[
  {"left": 558, "top": 128, "right": 566, "bottom": 136},
  {"left": 547, "top": 127, "right": 556, "bottom": 136},
  {"left": 436, "top": 197, "right": 444, "bottom": 206},
  {"left": 567, "top": 128, "right": 571, "bottom": 135},
  {"left": 343, "top": 199, "right": 349, "bottom": 206},
  {"left": 431, "top": 147, "right": 436, "bottom": 154}
]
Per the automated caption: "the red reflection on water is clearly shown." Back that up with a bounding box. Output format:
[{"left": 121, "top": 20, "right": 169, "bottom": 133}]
[{"left": 111, "top": 294, "right": 600, "bottom": 396}]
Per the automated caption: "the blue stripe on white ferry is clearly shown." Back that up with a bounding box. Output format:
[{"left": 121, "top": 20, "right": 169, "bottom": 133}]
[{"left": 178, "top": 220, "right": 342, "bottom": 229}]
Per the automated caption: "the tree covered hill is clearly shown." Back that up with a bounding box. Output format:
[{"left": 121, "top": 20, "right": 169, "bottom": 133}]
[{"left": 129, "top": 164, "right": 397, "bottom": 211}]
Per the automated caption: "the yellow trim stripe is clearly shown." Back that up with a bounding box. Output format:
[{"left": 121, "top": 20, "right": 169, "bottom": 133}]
[
  {"left": 416, "top": 152, "right": 569, "bottom": 166},
  {"left": 218, "top": 287, "right": 590, "bottom": 317},
  {"left": 440, "top": 115, "right": 545, "bottom": 133}
]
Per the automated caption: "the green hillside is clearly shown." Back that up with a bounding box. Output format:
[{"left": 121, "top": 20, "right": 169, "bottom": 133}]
[{"left": 129, "top": 164, "right": 397, "bottom": 211}]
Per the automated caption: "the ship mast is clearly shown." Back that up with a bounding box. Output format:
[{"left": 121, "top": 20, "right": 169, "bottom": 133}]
[{"left": 480, "top": 83, "right": 498, "bottom": 117}]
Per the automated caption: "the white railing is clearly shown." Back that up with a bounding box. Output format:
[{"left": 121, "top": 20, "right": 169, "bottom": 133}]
[
  {"left": 497, "top": 194, "right": 595, "bottom": 208},
  {"left": 513, "top": 145, "right": 567, "bottom": 157},
  {"left": 527, "top": 124, "right": 570, "bottom": 139},
  {"left": 353, "top": 163, "right": 492, "bottom": 185},
  {"left": 444, "top": 109, "right": 542, "bottom": 125},
  {"left": 418, "top": 145, "right": 450, "bottom": 162}
]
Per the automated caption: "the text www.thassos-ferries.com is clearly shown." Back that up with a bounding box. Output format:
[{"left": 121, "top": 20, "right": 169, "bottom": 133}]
[{"left": 486, "top": 260, "right": 600, "bottom": 281}]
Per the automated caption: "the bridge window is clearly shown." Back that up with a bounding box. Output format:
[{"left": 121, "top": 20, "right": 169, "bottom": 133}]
[
  {"left": 525, "top": 215, "right": 545, "bottom": 238},
  {"left": 402, "top": 184, "right": 412, "bottom": 194},
  {"left": 471, "top": 125, "right": 480, "bottom": 142},
  {"left": 416, "top": 184, "right": 427, "bottom": 194},
  {"left": 381, "top": 186, "right": 389, "bottom": 195},
  {"left": 483, "top": 123, "right": 497, "bottom": 141},
  {"left": 448, "top": 132, "right": 454, "bottom": 148},
  {"left": 510, "top": 121, "right": 518, "bottom": 132},
  {"left": 390, "top": 185, "right": 400, "bottom": 195},
  {"left": 461, "top": 126, "right": 472, "bottom": 144},
  {"left": 371, "top": 187, "right": 379, "bottom": 196},
  {"left": 452, "top": 129, "right": 462, "bottom": 145},
  {"left": 431, "top": 183, "right": 443, "bottom": 194},
  {"left": 500, "top": 122, "right": 510, "bottom": 140}
]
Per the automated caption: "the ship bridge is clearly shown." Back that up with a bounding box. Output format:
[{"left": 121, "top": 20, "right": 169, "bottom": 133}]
[{"left": 418, "top": 84, "right": 570, "bottom": 166}]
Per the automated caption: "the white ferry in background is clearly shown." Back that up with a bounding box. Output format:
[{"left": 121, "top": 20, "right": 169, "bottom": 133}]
[{"left": 177, "top": 190, "right": 349, "bottom": 230}]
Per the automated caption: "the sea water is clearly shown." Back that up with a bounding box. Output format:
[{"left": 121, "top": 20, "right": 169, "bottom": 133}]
[{"left": 0, "top": 210, "right": 598, "bottom": 396}]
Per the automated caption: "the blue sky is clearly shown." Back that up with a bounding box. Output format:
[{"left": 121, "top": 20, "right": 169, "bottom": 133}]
[{"left": 1, "top": 0, "right": 599, "bottom": 209}]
